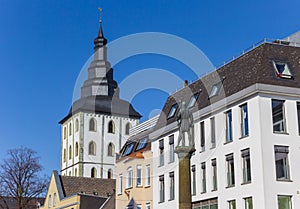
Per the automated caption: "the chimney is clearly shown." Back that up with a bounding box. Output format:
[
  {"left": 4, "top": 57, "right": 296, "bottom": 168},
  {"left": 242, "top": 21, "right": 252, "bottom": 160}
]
[{"left": 184, "top": 80, "right": 189, "bottom": 87}]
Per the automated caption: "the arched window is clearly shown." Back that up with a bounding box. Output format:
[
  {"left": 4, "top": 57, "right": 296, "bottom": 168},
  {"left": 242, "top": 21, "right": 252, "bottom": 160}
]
[
  {"left": 108, "top": 120, "right": 115, "bottom": 133},
  {"left": 75, "top": 142, "right": 79, "bottom": 157},
  {"left": 63, "top": 149, "right": 66, "bottom": 162},
  {"left": 75, "top": 119, "right": 79, "bottom": 132},
  {"left": 69, "top": 123, "right": 72, "bottom": 136},
  {"left": 75, "top": 168, "right": 77, "bottom": 176},
  {"left": 69, "top": 171, "right": 71, "bottom": 176},
  {"left": 89, "top": 141, "right": 96, "bottom": 155},
  {"left": 107, "top": 143, "right": 115, "bottom": 157},
  {"left": 108, "top": 169, "right": 113, "bottom": 179},
  {"left": 53, "top": 193, "right": 57, "bottom": 207},
  {"left": 63, "top": 127, "right": 67, "bottom": 139},
  {"left": 48, "top": 195, "right": 52, "bottom": 208},
  {"left": 125, "top": 123, "right": 131, "bottom": 135},
  {"left": 89, "top": 118, "right": 96, "bottom": 131},
  {"left": 69, "top": 146, "right": 72, "bottom": 160},
  {"left": 91, "top": 167, "right": 97, "bottom": 178}
]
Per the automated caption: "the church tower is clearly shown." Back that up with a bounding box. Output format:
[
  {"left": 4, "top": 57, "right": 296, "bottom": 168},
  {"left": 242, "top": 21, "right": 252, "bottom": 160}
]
[{"left": 59, "top": 14, "right": 141, "bottom": 178}]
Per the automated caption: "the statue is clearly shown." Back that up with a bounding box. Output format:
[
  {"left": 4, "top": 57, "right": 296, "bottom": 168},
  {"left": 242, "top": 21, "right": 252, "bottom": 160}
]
[{"left": 177, "top": 101, "right": 194, "bottom": 147}]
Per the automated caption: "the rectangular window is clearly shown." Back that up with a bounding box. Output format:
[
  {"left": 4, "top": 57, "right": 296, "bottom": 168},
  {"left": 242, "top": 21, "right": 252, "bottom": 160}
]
[
  {"left": 126, "top": 168, "right": 133, "bottom": 188},
  {"left": 145, "top": 165, "right": 150, "bottom": 186},
  {"left": 228, "top": 200, "right": 236, "bottom": 209},
  {"left": 226, "top": 154, "right": 235, "bottom": 187},
  {"left": 136, "top": 165, "right": 142, "bottom": 187},
  {"left": 275, "top": 146, "right": 290, "bottom": 180},
  {"left": 241, "top": 148, "right": 251, "bottom": 183},
  {"left": 278, "top": 195, "right": 292, "bottom": 209},
  {"left": 159, "top": 175, "right": 165, "bottom": 203},
  {"left": 169, "top": 135, "right": 175, "bottom": 163},
  {"left": 136, "top": 138, "right": 148, "bottom": 151},
  {"left": 200, "top": 121, "right": 205, "bottom": 151},
  {"left": 146, "top": 203, "right": 151, "bottom": 209},
  {"left": 169, "top": 172, "right": 175, "bottom": 200},
  {"left": 297, "top": 102, "right": 300, "bottom": 135},
  {"left": 191, "top": 165, "right": 196, "bottom": 195},
  {"left": 137, "top": 205, "right": 142, "bottom": 209},
  {"left": 240, "top": 104, "right": 249, "bottom": 137},
  {"left": 212, "top": 159, "right": 217, "bottom": 191},
  {"left": 201, "top": 162, "right": 206, "bottom": 193},
  {"left": 118, "top": 174, "right": 123, "bottom": 194},
  {"left": 272, "top": 99, "right": 286, "bottom": 133},
  {"left": 244, "top": 197, "right": 253, "bottom": 209},
  {"left": 226, "top": 110, "right": 233, "bottom": 142},
  {"left": 159, "top": 139, "right": 164, "bottom": 166},
  {"left": 211, "top": 117, "right": 216, "bottom": 148}
]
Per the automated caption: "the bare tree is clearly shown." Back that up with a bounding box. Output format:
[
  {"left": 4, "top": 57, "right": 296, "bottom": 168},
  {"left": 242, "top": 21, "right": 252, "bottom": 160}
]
[{"left": 0, "top": 147, "right": 48, "bottom": 209}]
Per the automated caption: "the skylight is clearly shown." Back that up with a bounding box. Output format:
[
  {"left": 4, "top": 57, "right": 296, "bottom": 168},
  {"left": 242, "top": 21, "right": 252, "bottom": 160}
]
[
  {"left": 209, "top": 82, "right": 222, "bottom": 98},
  {"left": 167, "top": 104, "right": 178, "bottom": 119},
  {"left": 122, "top": 143, "right": 135, "bottom": 156},
  {"left": 188, "top": 92, "right": 200, "bottom": 108},
  {"left": 135, "top": 138, "right": 148, "bottom": 151},
  {"left": 273, "top": 61, "right": 293, "bottom": 79}
]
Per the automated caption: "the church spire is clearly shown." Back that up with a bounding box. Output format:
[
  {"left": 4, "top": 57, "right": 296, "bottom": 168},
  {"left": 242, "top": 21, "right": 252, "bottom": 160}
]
[{"left": 94, "top": 8, "right": 107, "bottom": 49}]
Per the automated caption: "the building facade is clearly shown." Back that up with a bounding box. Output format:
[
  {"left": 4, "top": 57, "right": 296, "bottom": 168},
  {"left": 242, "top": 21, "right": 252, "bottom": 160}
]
[
  {"left": 59, "top": 20, "right": 141, "bottom": 178},
  {"left": 149, "top": 38, "right": 300, "bottom": 209}
]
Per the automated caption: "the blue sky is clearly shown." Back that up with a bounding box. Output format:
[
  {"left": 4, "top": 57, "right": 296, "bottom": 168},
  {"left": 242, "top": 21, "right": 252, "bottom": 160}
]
[{"left": 0, "top": 0, "right": 300, "bottom": 175}]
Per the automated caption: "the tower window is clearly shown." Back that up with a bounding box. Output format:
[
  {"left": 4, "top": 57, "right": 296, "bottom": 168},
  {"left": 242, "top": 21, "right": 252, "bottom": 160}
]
[
  {"left": 107, "top": 143, "right": 115, "bottom": 156},
  {"left": 69, "top": 123, "right": 72, "bottom": 136},
  {"left": 91, "top": 167, "right": 97, "bottom": 178},
  {"left": 63, "top": 149, "right": 66, "bottom": 162},
  {"left": 75, "top": 119, "right": 79, "bottom": 132},
  {"left": 75, "top": 142, "right": 79, "bottom": 157},
  {"left": 125, "top": 123, "right": 131, "bottom": 135},
  {"left": 69, "top": 146, "right": 72, "bottom": 160},
  {"left": 108, "top": 120, "right": 115, "bottom": 133},
  {"left": 89, "top": 141, "right": 96, "bottom": 155},
  {"left": 63, "top": 127, "right": 67, "bottom": 139},
  {"left": 272, "top": 61, "right": 293, "bottom": 79},
  {"left": 89, "top": 118, "right": 96, "bottom": 132},
  {"left": 108, "top": 169, "right": 113, "bottom": 179}
]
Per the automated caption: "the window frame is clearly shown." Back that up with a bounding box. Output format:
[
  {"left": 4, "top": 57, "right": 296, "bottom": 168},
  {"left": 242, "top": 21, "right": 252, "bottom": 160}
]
[
  {"left": 89, "top": 118, "right": 96, "bottom": 132},
  {"left": 169, "top": 172, "right": 175, "bottom": 201},
  {"left": 188, "top": 92, "right": 200, "bottom": 108},
  {"left": 167, "top": 104, "right": 178, "bottom": 119},
  {"left": 240, "top": 103, "right": 249, "bottom": 137},
  {"left": 88, "top": 141, "right": 96, "bottom": 155},
  {"left": 226, "top": 153, "right": 235, "bottom": 187},
  {"left": 126, "top": 167, "right": 133, "bottom": 189},
  {"left": 272, "top": 99, "right": 286, "bottom": 133},
  {"left": 274, "top": 145, "right": 290, "bottom": 181},
  {"left": 209, "top": 81, "right": 222, "bottom": 98},
  {"left": 272, "top": 61, "right": 293, "bottom": 79},
  {"left": 225, "top": 110, "right": 233, "bottom": 143},
  {"left": 136, "top": 165, "right": 142, "bottom": 187},
  {"left": 169, "top": 135, "right": 175, "bottom": 163},
  {"left": 241, "top": 148, "right": 251, "bottom": 184}
]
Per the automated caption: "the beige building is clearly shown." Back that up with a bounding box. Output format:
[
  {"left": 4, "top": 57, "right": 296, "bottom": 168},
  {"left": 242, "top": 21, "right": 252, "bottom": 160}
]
[
  {"left": 40, "top": 171, "right": 115, "bottom": 209},
  {"left": 116, "top": 127, "right": 153, "bottom": 209}
]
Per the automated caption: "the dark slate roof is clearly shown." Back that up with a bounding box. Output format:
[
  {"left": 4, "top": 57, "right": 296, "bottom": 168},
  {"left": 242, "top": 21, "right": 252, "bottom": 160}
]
[
  {"left": 100, "top": 192, "right": 115, "bottom": 209},
  {"left": 79, "top": 194, "right": 108, "bottom": 209},
  {"left": 59, "top": 175, "right": 115, "bottom": 198},
  {"left": 153, "top": 42, "right": 300, "bottom": 132},
  {"left": 0, "top": 196, "right": 44, "bottom": 209},
  {"left": 59, "top": 95, "right": 142, "bottom": 124}
]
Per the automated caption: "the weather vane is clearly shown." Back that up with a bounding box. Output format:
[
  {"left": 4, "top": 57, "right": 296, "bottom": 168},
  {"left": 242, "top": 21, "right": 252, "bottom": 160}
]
[{"left": 98, "top": 7, "right": 103, "bottom": 23}]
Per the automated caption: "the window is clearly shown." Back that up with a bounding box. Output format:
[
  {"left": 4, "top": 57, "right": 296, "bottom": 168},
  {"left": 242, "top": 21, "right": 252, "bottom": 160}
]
[
  {"left": 53, "top": 193, "right": 56, "bottom": 207},
  {"left": 200, "top": 121, "right": 205, "bottom": 151},
  {"left": 75, "top": 168, "right": 77, "bottom": 176},
  {"left": 228, "top": 200, "right": 236, "bottom": 209},
  {"left": 169, "top": 135, "right": 175, "bottom": 163},
  {"left": 145, "top": 165, "right": 150, "bottom": 186},
  {"left": 136, "top": 165, "right": 142, "bottom": 187},
  {"left": 137, "top": 205, "right": 142, "bottom": 209},
  {"left": 225, "top": 110, "right": 233, "bottom": 142},
  {"left": 122, "top": 143, "right": 135, "bottom": 156},
  {"left": 88, "top": 141, "right": 96, "bottom": 155},
  {"left": 226, "top": 154, "right": 235, "bottom": 187},
  {"left": 278, "top": 195, "right": 292, "bottom": 209},
  {"left": 136, "top": 138, "right": 148, "bottom": 151},
  {"left": 69, "top": 123, "right": 72, "bottom": 136},
  {"left": 169, "top": 172, "right": 175, "bottom": 200},
  {"left": 75, "top": 142, "right": 79, "bottom": 157},
  {"left": 63, "top": 149, "right": 66, "bottom": 162},
  {"left": 91, "top": 167, "right": 97, "bottom": 178},
  {"left": 212, "top": 159, "right": 217, "bottom": 191},
  {"left": 201, "top": 162, "right": 206, "bottom": 193},
  {"left": 126, "top": 167, "right": 133, "bottom": 188},
  {"left": 146, "top": 203, "right": 151, "bottom": 209},
  {"left": 168, "top": 104, "right": 178, "bottom": 119},
  {"left": 75, "top": 119, "right": 79, "bottom": 132},
  {"left": 244, "top": 197, "right": 253, "bottom": 209},
  {"left": 211, "top": 117, "right": 216, "bottom": 148},
  {"left": 191, "top": 165, "right": 196, "bottom": 195},
  {"left": 118, "top": 174, "right": 123, "bottom": 194},
  {"left": 69, "top": 171, "right": 71, "bottom": 176},
  {"left": 240, "top": 104, "right": 249, "bottom": 137},
  {"left": 242, "top": 148, "right": 251, "bottom": 183},
  {"left": 272, "top": 100, "right": 286, "bottom": 132},
  {"left": 48, "top": 195, "right": 52, "bottom": 208},
  {"left": 297, "top": 102, "right": 300, "bottom": 135},
  {"left": 209, "top": 81, "right": 222, "bottom": 98},
  {"left": 188, "top": 92, "right": 199, "bottom": 108},
  {"left": 125, "top": 123, "right": 131, "bottom": 135},
  {"left": 108, "top": 169, "right": 113, "bottom": 179},
  {"left": 108, "top": 120, "right": 115, "bottom": 133},
  {"left": 273, "top": 61, "right": 293, "bottom": 79},
  {"left": 159, "top": 175, "right": 165, "bottom": 203},
  {"left": 63, "top": 127, "right": 67, "bottom": 139},
  {"left": 107, "top": 143, "right": 115, "bottom": 156},
  {"left": 89, "top": 118, "right": 96, "bottom": 131},
  {"left": 69, "top": 146, "right": 72, "bottom": 160},
  {"left": 274, "top": 145, "right": 290, "bottom": 180},
  {"left": 159, "top": 139, "right": 164, "bottom": 166}
]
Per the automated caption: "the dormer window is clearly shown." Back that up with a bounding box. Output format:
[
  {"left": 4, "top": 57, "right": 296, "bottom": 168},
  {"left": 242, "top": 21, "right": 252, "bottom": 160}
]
[
  {"left": 122, "top": 143, "right": 135, "bottom": 156},
  {"left": 136, "top": 138, "right": 148, "bottom": 151},
  {"left": 167, "top": 104, "right": 178, "bottom": 119},
  {"left": 273, "top": 61, "right": 293, "bottom": 79},
  {"left": 209, "top": 82, "right": 222, "bottom": 98},
  {"left": 188, "top": 92, "right": 200, "bottom": 108}
]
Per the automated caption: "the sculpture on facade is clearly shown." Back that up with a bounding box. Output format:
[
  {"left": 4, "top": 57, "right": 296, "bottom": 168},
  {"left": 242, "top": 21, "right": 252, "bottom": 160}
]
[{"left": 177, "top": 101, "right": 194, "bottom": 147}]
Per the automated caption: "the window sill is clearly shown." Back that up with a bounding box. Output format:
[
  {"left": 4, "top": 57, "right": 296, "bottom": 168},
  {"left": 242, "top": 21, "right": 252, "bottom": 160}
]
[
  {"left": 144, "top": 185, "right": 151, "bottom": 188},
  {"left": 136, "top": 185, "right": 143, "bottom": 188},
  {"left": 273, "top": 131, "right": 289, "bottom": 135},
  {"left": 224, "top": 141, "right": 233, "bottom": 145},
  {"left": 211, "top": 189, "right": 217, "bottom": 192},
  {"left": 158, "top": 164, "right": 164, "bottom": 168},
  {"left": 168, "top": 160, "right": 175, "bottom": 164},
  {"left": 239, "top": 135, "right": 249, "bottom": 140},
  {"left": 117, "top": 193, "right": 122, "bottom": 196},
  {"left": 158, "top": 201, "right": 165, "bottom": 204},
  {"left": 168, "top": 199, "right": 175, "bottom": 202},
  {"left": 225, "top": 185, "right": 235, "bottom": 189},
  {"left": 201, "top": 191, "right": 207, "bottom": 194},
  {"left": 125, "top": 187, "right": 133, "bottom": 190},
  {"left": 210, "top": 146, "right": 216, "bottom": 150},
  {"left": 276, "top": 179, "right": 293, "bottom": 182},
  {"left": 241, "top": 181, "right": 251, "bottom": 185}
]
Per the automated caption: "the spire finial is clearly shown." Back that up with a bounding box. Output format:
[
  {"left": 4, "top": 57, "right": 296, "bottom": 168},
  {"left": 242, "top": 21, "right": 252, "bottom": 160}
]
[
  {"left": 94, "top": 7, "right": 107, "bottom": 48},
  {"left": 98, "top": 7, "right": 103, "bottom": 23}
]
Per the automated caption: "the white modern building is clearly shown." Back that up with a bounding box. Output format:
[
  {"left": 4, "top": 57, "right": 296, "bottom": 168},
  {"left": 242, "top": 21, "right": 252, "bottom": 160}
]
[
  {"left": 150, "top": 34, "right": 300, "bottom": 209},
  {"left": 59, "top": 20, "right": 141, "bottom": 179}
]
